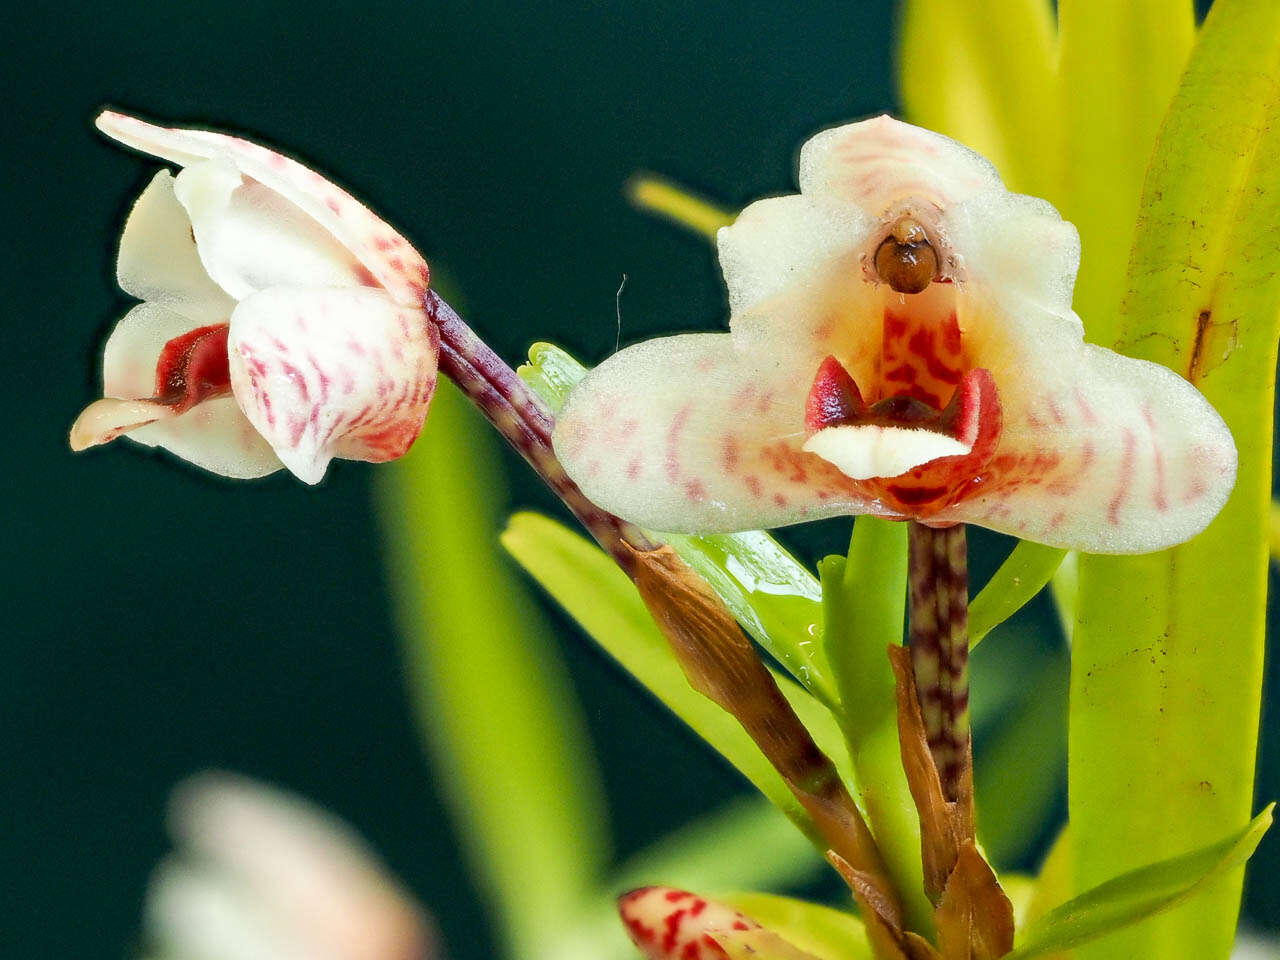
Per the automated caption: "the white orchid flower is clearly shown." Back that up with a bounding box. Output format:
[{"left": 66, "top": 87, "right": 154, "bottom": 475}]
[
  {"left": 145, "top": 772, "right": 435, "bottom": 960},
  {"left": 553, "top": 116, "right": 1237, "bottom": 553},
  {"left": 70, "top": 112, "right": 438, "bottom": 483}
]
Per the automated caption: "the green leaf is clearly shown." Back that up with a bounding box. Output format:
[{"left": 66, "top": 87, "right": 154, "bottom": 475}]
[
  {"left": 519, "top": 342, "right": 835, "bottom": 704},
  {"left": 1070, "top": 3, "right": 1280, "bottom": 957},
  {"left": 376, "top": 379, "right": 609, "bottom": 957},
  {"left": 968, "top": 542, "right": 1066, "bottom": 647},
  {"left": 1057, "top": 0, "right": 1196, "bottom": 346},
  {"left": 899, "top": 0, "right": 1059, "bottom": 198},
  {"left": 501, "top": 510, "right": 851, "bottom": 846},
  {"left": 1006, "top": 805, "right": 1273, "bottom": 959},
  {"left": 718, "top": 893, "right": 872, "bottom": 960},
  {"left": 819, "top": 517, "right": 932, "bottom": 936},
  {"left": 973, "top": 640, "right": 1068, "bottom": 868}
]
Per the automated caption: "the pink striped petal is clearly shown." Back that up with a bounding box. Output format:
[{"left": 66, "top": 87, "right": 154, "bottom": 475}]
[
  {"left": 227, "top": 287, "right": 438, "bottom": 484},
  {"left": 618, "top": 887, "right": 758, "bottom": 960},
  {"left": 799, "top": 114, "right": 999, "bottom": 211},
  {"left": 933, "top": 301, "right": 1236, "bottom": 553},
  {"left": 553, "top": 333, "right": 889, "bottom": 533},
  {"left": 96, "top": 111, "right": 429, "bottom": 305}
]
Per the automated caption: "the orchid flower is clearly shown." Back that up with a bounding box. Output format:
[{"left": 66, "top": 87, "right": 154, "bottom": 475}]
[
  {"left": 553, "top": 116, "right": 1236, "bottom": 553},
  {"left": 145, "top": 772, "right": 435, "bottom": 960},
  {"left": 70, "top": 112, "right": 438, "bottom": 483}
]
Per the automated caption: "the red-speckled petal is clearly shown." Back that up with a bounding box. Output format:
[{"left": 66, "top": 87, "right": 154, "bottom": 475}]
[
  {"left": 618, "top": 887, "right": 758, "bottom": 960},
  {"left": 799, "top": 114, "right": 1000, "bottom": 212},
  {"left": 117, "top": 171, "right": 236, "bottom": 326},
  {"left": 227, "top": 287, "right": 438, "bottom": 484},
  {"left": 553, "top": 333, "right": 891, "bottom": 533},
  {"left": 96, "top": 111, "right": 429, "bottom": 305},
  {"left": 934, "top": 295, "right": 1237, "bottom": 553}
]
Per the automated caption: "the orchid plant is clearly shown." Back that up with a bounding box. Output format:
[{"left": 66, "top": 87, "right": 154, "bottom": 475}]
[{"left": 71, "top": 2, "right": 1280, "bottom": 959}]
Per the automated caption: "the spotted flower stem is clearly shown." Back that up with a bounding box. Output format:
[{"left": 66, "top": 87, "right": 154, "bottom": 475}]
[
  {"left": 423, "top": 290, "right": 651, "bottom": 570},
  {"left": 908, "top": 522, "right": 971, "bottom": 802}
]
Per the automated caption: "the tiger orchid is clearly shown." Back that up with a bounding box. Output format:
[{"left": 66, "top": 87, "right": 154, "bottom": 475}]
[
  {"left": 553, "top": 116, "right": 1236, "bottom": 554},
  {"left": 69, "top": 111, "right": 438, "bottom": 483}
]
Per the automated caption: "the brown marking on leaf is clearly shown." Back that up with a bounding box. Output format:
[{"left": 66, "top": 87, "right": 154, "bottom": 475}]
[{"left": 827, "top": 852, "right": 911, "bottom": 960}]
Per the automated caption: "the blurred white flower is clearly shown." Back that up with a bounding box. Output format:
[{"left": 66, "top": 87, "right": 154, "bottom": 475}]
[{"left": 145, "top": 772, "right": 436, "bottom": 960}]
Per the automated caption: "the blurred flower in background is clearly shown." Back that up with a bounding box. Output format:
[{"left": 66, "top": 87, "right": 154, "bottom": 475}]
[{"left": 144, "top": 773, "right": 436, "bottom": 960}]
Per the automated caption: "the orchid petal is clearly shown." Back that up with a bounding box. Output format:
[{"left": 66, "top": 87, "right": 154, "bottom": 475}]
[
  {"left": 117, "top": 170, "right": 236, "bottom": 326},
  {"left": 173, "top": 159, "right": 372, "bottom": 300},
  {"left": 938, "top": 298, "right": 1236, "bottom": 553},
  {"left": 718, "top": 194, "right": 872, "bottom": 316},
  {"left": 227, "top": 287, "right": 437, "bottom": 484},
  {"left": 96, "top": 110, "right": 429, "bottom": 304},
  {"left": 553, "top": 333, "right": 889, "bottom": 533},
  {"left": 799, "top": 114, "right": 1000, "bottom": 211}
]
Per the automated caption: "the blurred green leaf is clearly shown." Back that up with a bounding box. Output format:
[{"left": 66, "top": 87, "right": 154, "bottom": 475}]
[
  {"left": 718, "top": 893, "right": 872, "bottom": 960},
  {"left": 376, "top": 380, "right": 609, "bottom": 958},
  {"left": 968, "top": 542, "right": 1066, "bottom": 648},
  {"left": 1071, "top": 3, "right": 1280, "bottom": 957},
  {"left": 899, "top": 0, "right": 1058, "bottom": 198},
  {"left": 1006, "top": 805, "right": 1273, "bottom": 960},
  {"left": 501, "top": 510, "right": 850, "bottom": 846},
  {"left": 819, "top": 517, "right": 931, "bottom": 935},
  {"left": 973, "top": 642, "right": 1068, "bottom": 868},
  {"left": 626, "top": 173, "right": 735, "bottom": 239},
  {"left": 1057, "top": 0, "right": 1196, "bottom": 346},
  {"left": 519, "top": 342, "right": 835, "bottom": 704}
]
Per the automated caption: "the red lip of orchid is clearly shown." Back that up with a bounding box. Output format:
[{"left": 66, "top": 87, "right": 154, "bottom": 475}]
[{"left": 552, "top": 115, "right": 1237, "bottom": 554}]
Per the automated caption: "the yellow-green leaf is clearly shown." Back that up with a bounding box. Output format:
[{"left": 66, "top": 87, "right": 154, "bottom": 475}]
[
  {"left": 1071, "top": 3, "right": 1280, "bottom": 957},
  {"left": 1007, "top": 806, "right": 1273, "bottom": 959},
  {"left": 899, "top": 0, "right": 1058, "bottom": 198}
]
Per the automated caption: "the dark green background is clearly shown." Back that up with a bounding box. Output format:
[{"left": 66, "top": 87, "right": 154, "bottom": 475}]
[{"left": 5, "top": 1, "right": 1273, "bottom": 957}]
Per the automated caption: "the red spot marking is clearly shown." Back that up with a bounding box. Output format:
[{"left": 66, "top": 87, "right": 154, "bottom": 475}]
[
  {"left": 731, "top": 921, "right": 750, "bottom": 931},
  {"left": 720, "top": 435, "right": 740, "bottom": 473},
  {"left": 681, "top": 943, "right": 699, "bottom": 960},
  {"left": 664, "top": 891, "right": 688, "bottom": 903},
  {"left": 389, "top": 255, "right": 405, "bottom": 271},
  {"left": 1143, "top": 404, "right": 1169, "bottom": 512},
  {"left": 684, "top": 479, "right": 707, "bottom": 502},
  {"left": 353, "top": 264, "right": 380, "bottom": 288},
  {"left": 883, "top": 363, "right": 918, "bottom": 384},
  {"left": 664, "top": 405, "right": 692, "bottom": 482},
  {"left": 1049, "top": 511, "right": 1065, "bottom": 530},
  {"left": 663, "top": 908, "right": 687, "bottom": 951},
  {"left": 690, "top": 899, "right": 707, "bottom": 917},
  {"left": 374, "top": 235, "right": 395, "bottom": 252},
  {"left": 1107, "top": 429, "right": 1137, "bottom": 525},
  {"left": 325, "top": 196, "right": 342, "bottom": 214},
  {"left": 1075, "top": 388, "right": 1099, "bottom": 425},
  {"left": 620, "top": 418, "right": 639, "bottom": 438},
  {"left": 1047, "top": 397, "right": 1065, "bottom": 425},
  {"left": 1183, "top": 476, "right": 1208, "bottom": 503},
  {"left": 772, "top": 493, "right": 788, "bottom": 507},
  {"left": 626, "top": 457, "right": 642, "bottom": 481},
  {"left": 1081, "top": 440, "right": 1096, "bottom": 471},
  {"left": 1026, "top": 409, "right": 1043, "bottom": 428},
  {"left": 756, "top": 391, "right": 774, "bottom": 414},
  {"left": 744, "top": 475, "right": 762, "bottom": 498}
]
